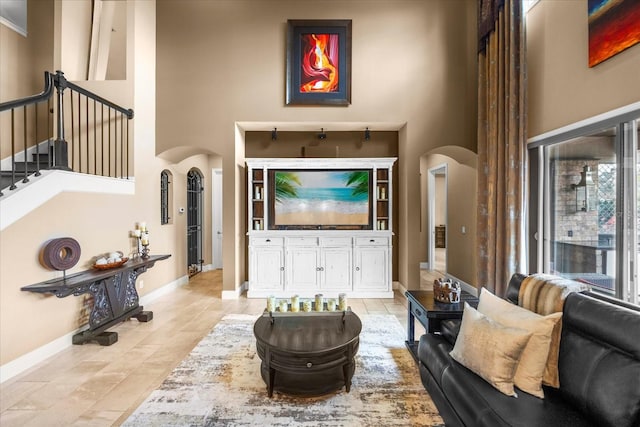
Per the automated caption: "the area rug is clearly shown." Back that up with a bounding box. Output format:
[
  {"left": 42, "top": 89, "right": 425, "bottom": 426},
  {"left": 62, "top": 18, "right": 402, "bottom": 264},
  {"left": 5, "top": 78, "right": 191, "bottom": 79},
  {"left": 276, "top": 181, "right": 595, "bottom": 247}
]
[{"left": 123, "top": 313, "right": 444, "bottom": 427}]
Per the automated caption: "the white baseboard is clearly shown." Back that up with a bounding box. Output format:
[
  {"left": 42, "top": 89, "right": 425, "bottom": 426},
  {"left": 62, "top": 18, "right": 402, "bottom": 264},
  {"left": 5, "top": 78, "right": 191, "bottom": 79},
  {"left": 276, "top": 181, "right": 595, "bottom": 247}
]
[
  {"left": 139, "top": 274, "right": 189, "bottom": 306},
  {"left": 201, "top": 264, "right": 215, "bottom": 272},
  {"left": 0, "top": 327, "right": 82, "bottom": 384},
  {"left": 222, "top": 281, "right": 248, "bottom": 299},
  {"left": 419, "top": 262, "right": 429, "bottom": 270},
  {"left": 1, "top": 274, "right": 188, "bottom": 384},
  {"left": 394, "top": 281, "right": 408, "bottom": 297}
]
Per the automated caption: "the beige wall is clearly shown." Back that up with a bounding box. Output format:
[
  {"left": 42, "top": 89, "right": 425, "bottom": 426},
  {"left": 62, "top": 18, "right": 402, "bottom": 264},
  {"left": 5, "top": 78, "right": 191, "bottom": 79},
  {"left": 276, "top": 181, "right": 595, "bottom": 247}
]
[
  {"left": 156, "top": 0, "right": 478, "bottom": 291},
  {"left": 1, "top": 0, "right": 480, "bottom": 370},
  {"left": 420, "top": 152, "right": 477, "bottom": 286},
  {"left": 0, "top": 0, "right": 196, "bottom": 368},
  {"left": 527, "top": 0, "right": 640, "bottom": 136},
  {"left": 0, "top": 0, "right": 54, "bottom": 159}
]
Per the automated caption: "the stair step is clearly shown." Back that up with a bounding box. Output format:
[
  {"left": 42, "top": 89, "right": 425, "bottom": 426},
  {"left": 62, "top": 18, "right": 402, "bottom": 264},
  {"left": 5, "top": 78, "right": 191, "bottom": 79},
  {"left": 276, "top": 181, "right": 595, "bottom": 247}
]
[{"left": 11, "top": 162, "right": 47, "bottom": 173}]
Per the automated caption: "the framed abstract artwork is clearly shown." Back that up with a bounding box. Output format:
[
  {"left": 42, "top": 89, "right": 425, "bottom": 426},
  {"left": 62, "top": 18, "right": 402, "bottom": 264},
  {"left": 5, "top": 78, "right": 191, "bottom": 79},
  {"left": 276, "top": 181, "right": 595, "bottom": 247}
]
[
  {"left": 286, "top": 19, "right": 352, "bottom": 105},
  {"left": 588, "top": 0, "right": 640, "bottom": 67}
]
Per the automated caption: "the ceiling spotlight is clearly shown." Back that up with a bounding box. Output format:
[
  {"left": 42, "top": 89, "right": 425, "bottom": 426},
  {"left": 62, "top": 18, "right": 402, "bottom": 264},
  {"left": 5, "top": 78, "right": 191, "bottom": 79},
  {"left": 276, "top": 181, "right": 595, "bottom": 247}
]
[
  {"left": 271, "top": 127, "right": 278, "bottom": 141},
  {"left": 364, "top": 127, "right": 371, "bottom": 141},
  {"left": 318, "top": 128, "right": 327, "bottom": 140}
]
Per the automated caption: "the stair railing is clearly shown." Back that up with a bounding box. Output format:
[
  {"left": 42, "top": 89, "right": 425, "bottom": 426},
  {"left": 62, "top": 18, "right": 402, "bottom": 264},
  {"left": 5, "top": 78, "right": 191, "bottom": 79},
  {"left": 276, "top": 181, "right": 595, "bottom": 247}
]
[{"left": 0, "top": 71, "right": 134, "bottom": 197}]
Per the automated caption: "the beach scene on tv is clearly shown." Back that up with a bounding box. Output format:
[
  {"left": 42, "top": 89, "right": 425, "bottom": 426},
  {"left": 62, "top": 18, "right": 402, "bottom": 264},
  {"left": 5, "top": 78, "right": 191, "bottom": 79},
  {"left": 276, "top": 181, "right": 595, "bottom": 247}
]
[{"left": 274, "top": 170, "right": 370, "bottom": 226}]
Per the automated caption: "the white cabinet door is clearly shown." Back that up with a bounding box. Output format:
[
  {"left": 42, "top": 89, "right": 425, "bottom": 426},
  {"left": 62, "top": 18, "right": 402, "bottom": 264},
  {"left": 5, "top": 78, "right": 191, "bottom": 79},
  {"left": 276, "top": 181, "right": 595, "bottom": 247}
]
[
  {"left": 354, "top": 246, "right": 389, "bottom": 291},
  {"left": 321, "top": 247, "right": 352, "bottom": 291},
  {"left": 287, "top": 247, "right": 319, "bottom": 290},
  {"left": 250, "top": 247, "right": 284, "bottom": 291}
]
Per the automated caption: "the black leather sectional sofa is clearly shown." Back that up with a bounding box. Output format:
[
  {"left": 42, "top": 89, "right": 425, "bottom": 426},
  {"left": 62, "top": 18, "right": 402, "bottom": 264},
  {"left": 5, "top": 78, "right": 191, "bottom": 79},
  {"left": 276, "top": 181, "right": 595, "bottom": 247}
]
[{"left": 417, "top": 274, "right": 640, "bottom": 427}]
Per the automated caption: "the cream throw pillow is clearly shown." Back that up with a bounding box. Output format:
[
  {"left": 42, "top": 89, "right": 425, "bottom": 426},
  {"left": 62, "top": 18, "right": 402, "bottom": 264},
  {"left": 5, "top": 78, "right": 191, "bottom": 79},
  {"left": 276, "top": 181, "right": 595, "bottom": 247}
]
[
  {"left": 450, "top": 303, "right": 532, "bottom": 397},
  {"left": 477, "top": 287, "right": 562, "bottom": 398}
]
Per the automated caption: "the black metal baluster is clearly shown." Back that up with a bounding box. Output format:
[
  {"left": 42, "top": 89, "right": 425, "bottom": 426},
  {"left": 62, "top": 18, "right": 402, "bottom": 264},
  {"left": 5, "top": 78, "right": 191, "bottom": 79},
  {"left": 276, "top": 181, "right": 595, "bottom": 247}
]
[
  {"left": 77, "top": 91, "right": 81, "bottom": 172},
  {"left": 22, "top": 106, "right": 29, "bottom": 183},
  {"left": 70, "top": 89, "right": 75, "bottom": 171},
  {"left": 86, "top": 94, "right": 89, "bottom": 174},
  {"left": 108, "top": 107, "right": 112, "bottom": 177},
  {"left": 93, "top": 100, "right": 97, "bottom": 175},
  {"left": 48, "top": 97, "right": 53, "bottom": 169},
  {"left": 35, "top": 102, "right": 41, "bottom": 176},
  {"left": 10, "top": 110, "right": 16, "bottom": 190}
]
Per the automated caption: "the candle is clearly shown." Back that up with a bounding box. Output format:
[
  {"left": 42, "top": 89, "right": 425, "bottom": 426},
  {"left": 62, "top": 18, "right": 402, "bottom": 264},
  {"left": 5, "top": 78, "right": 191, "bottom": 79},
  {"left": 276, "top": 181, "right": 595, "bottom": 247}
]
[
  {"left": 140, "top": 222, "right": 147, "bottom": 232},
  {"left": 315, "top": 294, "right": 324, "bottom": 312},
  {"left": 141, "top": 234, "right": 149, "bottom": 245},
  {"left": 133, "top": 229, "right": 141, "bottom": 237},
  {"left": 291, "top": 295, "right": 300, "bottom": 312},
  {"left": 279, "top": 299, "right": 288, "bottom": 312},
  {"left": 302, "top": 300, "right": 312, "bottom": 312},
  {"left": 266, "top": 296, "right": 276, "bottom": 312},
  {"left": 327, "top": 298, "right": 337, "bottom": 311},
  {"left": 338, "top": 293, "right": 348, "bottom": 311}
]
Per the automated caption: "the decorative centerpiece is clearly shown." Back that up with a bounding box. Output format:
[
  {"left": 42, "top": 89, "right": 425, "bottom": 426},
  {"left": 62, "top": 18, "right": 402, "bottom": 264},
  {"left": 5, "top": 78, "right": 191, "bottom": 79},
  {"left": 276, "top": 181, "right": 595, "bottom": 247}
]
[
  {"left": 94, "top": 251, "right": 128, "bottom": 270},
  {"left": 433, "top": 278, "right": 461, "bottom": 303}
]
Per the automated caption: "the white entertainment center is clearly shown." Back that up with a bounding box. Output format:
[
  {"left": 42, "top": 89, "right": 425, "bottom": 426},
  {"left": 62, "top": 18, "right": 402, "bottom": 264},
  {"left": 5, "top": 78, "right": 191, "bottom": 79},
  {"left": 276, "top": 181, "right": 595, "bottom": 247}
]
[{"left": 246, "top": 157, "right": 396, "bottom": 299}]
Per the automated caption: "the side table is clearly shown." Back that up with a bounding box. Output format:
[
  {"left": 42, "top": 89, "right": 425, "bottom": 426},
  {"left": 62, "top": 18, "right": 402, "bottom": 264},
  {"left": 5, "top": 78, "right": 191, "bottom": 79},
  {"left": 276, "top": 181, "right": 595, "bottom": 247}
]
[{"left": 405, "top": 289, "right": 478, "bottom": 362}]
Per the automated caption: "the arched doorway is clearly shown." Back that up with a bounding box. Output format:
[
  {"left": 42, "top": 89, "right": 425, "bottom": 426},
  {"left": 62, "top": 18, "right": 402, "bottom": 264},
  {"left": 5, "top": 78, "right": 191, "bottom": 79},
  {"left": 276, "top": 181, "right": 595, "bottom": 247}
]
[{"left": 187, "top": 168, "right": 204, "bottom": 276}]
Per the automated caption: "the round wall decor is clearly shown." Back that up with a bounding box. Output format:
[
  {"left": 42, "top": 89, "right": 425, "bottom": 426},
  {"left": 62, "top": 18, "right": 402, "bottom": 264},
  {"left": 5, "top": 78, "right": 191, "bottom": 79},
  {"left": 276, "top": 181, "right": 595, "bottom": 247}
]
[{"left": 40, "top": 237, "right": 81, "bottom": 271}]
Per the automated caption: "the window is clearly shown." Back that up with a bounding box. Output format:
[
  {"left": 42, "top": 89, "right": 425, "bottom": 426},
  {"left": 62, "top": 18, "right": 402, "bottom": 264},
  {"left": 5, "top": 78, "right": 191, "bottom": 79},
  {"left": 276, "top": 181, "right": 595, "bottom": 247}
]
[
  {"left": 160, "top": 170, "right": 172, "bottom": 225},
  {"left": 529, "top": 106, "right": 639, "bottom": 304}
]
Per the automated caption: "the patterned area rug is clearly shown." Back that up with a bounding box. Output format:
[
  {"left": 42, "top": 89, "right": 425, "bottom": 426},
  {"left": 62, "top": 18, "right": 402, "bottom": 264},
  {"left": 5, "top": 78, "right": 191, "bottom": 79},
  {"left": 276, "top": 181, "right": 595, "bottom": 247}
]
[{"left": 123, "top": 314, "right": 444, "bottom": 427}]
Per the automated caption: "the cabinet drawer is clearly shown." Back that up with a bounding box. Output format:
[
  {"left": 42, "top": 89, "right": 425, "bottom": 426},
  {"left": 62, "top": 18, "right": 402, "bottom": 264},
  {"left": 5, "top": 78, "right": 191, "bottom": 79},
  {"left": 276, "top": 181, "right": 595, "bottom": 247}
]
[
  {"left": 355, "top": 237, "right": 389, "bottom": 246},
  {"left": 410, "top": 302, "right": 429, "bottom": 326},
  {"left": 251, "top": 237, "right": 284, "bottom": 246},
  {"left": 320, "top": 237, "right": 352, "bottom": 247},
  {"left": 287, "top": 237, "right": 318, "bottom": 246}
]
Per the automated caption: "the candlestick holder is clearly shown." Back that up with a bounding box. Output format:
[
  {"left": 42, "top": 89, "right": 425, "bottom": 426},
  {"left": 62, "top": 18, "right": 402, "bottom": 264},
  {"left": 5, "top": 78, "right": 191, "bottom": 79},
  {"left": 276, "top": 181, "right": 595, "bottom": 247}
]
[
  {"left": 141, "top": 231, "right": 150, "bottom": 259},
  {"left": 141, "top": 242, "right": 150, "bottom": 259}
]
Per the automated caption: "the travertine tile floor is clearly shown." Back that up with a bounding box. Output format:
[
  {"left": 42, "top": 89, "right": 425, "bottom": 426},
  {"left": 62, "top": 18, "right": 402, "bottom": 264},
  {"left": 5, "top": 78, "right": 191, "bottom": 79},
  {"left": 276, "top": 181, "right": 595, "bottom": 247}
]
[{"left": 1, "top": 269, "right": 442, "bottom": 426}]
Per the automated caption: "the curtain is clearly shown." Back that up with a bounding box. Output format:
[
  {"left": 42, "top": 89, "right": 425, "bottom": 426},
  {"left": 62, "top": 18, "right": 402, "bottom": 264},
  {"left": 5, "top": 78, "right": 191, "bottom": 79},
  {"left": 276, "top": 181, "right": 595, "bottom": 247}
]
[{"left": 476, "top": 0, "right": 527, "bottom": 296}]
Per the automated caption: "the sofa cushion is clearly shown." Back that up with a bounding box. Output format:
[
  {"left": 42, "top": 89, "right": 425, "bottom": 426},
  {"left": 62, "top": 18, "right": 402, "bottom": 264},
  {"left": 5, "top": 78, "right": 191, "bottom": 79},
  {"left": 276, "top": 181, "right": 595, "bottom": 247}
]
[
  {"left": 478, "top": 287, "right": 562, "bottom": 398},
  {"left": 519, "top": 274, "right": 589, "bottom": 387},
  {"left": 558, "top": 292, "right": 640, "bottom": 427},
  {"left": 418, "top": 333, "right": 596, "bottom": 427},
  {"left": 440, "top": 319, "right": 461, "bottom": 346},
  {"left": 449, "top": 303, "right": 532, "bottom": 396}
]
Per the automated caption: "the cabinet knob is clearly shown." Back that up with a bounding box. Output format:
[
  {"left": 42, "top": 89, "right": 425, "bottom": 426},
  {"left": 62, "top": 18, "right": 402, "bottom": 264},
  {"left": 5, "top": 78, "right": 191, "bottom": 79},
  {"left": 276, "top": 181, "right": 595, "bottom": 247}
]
[
  {"left": 280, "top": 267, "right": 284, "bottom": 271},
  {"left": 369, "top": 239, "right": 375, "bottom": 243},
  {"left": 306, "top": 362, "right": 313, "bottom": 368},
  {"left": 356, "top": 267, "right": 360, "bottom": 271},
  {"left": 265, "top": 239, "right": 271, "bottom": 242}
]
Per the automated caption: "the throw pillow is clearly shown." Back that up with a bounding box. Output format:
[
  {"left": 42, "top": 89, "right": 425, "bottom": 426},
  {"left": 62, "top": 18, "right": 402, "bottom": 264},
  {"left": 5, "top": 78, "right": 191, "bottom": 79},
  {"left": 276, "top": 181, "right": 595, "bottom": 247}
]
[
  {"left": 450, "top": 303, "right": 532, "bottom": 397},
  {"left": 519, "top": 274, "right": 589, "bottom": 388},
  {"left": 477, "top": 287, "right": 562, "bottom": 398}
]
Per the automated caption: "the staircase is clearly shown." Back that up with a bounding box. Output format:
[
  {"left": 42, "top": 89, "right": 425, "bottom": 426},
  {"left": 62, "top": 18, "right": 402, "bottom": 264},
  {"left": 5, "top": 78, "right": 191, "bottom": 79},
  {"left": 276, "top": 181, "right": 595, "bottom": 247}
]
[
  {"left": 0, "top": 71, "right": 134, "bottom": 198},
  {"left": 0, "top": 150, "right": 52, "bottom": 193}
]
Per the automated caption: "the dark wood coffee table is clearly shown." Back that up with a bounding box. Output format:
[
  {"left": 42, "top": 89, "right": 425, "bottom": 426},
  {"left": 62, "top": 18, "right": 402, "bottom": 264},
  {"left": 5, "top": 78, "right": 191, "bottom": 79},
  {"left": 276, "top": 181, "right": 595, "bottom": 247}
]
[
  {"left": 405, "top": 289, "right": 478, "bottom": 362},
  {"left": 253, "top": 310, "right": 362, "bottom": 397}
]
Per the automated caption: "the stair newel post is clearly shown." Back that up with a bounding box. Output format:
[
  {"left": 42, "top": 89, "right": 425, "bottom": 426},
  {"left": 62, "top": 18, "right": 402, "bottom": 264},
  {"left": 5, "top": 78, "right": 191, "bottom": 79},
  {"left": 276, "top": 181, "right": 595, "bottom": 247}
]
[{"left": 52, "top": 71, "right": 71, "bottom": 171}]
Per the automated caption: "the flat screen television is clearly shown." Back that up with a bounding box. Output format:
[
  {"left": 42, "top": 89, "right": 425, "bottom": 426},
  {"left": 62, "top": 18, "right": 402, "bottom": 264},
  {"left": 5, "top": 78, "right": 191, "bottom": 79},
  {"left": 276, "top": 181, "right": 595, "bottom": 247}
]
[{"left": 268, "top": 169, "right": 373, "bottom": 230}]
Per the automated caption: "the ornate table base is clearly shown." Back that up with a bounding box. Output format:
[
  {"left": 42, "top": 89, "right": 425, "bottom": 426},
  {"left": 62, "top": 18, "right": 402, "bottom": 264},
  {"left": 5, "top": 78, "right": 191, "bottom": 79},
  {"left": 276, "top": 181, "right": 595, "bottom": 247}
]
[{"left": 22, "top": 255, "right": 170, "bottom": 346}]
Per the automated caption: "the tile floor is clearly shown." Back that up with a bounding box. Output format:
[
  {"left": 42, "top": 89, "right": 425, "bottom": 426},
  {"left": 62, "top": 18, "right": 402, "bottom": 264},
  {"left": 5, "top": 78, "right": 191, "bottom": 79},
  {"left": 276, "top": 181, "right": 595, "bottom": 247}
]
[{"left": 1, "top": 268, "right": 443, "bottom": 426}]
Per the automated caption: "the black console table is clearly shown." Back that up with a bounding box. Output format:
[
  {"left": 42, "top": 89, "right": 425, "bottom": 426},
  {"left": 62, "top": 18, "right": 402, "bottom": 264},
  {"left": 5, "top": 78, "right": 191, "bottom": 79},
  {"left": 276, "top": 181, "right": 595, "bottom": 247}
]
[
  {"left": 21, "top": 254, "right": 171, "bottom": 346},
  {"left": 405, "top": 289, "right": 478, "bottom": 362}
]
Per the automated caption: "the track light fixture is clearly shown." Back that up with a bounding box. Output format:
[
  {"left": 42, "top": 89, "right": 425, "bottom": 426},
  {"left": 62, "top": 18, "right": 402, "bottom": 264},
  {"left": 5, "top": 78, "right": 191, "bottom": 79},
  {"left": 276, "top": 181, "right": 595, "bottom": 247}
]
[
  {"left": 318, "top": 128, "right": 327, "bottom": 140},
  {"left": 364, "top": 127, "right": 371, "bottom": 141},
  {"left": 271, "top": 128, "right": 278, "bottom": 141}
]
